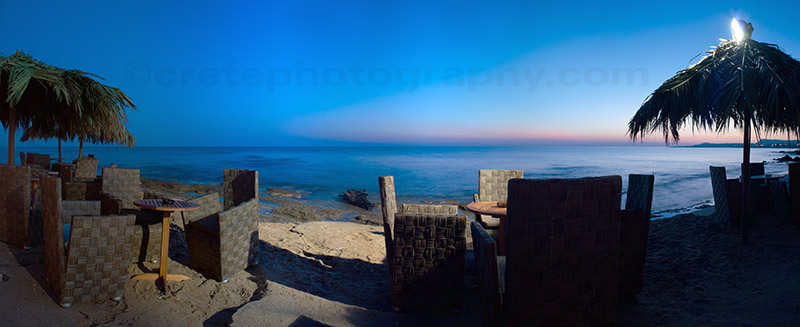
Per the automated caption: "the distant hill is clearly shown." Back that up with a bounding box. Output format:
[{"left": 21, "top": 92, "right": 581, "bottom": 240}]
[{"left": 688, "top": 139, "right": 800, "bottom": 148}]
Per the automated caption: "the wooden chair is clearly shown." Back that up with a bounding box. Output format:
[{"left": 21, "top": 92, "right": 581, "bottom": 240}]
[
  {"left": 183, "top": 193, "right": 259, "bottom": 282},
  {"left": 619, "top": 174, "right": 654, "bottom": 298},
  {"left": 473, "top": 169, "right": 523, "bottom": 229},
  {"left": 473, "top": 176, "right": 622, "bottom": 326},
  {"left": 0, "top": 164, "right": 33, "bottom": 248},
  {"left": 40, "top": 176, "right": 134, "bottom": 307}
]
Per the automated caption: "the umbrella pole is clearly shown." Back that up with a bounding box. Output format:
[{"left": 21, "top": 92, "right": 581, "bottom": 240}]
[
  {"left": 742, "top": 115, "right": 752, "bottom": 244},
  {"left": 79, "top": 136, "right": 83, "bottom": 157},
  {"left": 7, "top": 105, "right": 15, "bottom": 165},
  {"left": 58, "top": 139, "right": 62, "bottom": 162}
]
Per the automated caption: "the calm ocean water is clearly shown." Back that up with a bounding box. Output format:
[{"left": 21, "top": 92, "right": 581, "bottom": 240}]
[{"left": 2, "top": 145, "right": 791, "bottom": 217}]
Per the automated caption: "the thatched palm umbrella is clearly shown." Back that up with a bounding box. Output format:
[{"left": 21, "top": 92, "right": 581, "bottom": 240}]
[
  {"left": 628, "top": 20, "right": 800, "bottom": 243},
  {"left": 1, "top": 51, "right": 136, "bottom": 164},
  {"left": 0, "top": 51, "right": 72, "bottom": 164}
]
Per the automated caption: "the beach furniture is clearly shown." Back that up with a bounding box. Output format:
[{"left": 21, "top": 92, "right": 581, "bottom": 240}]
[
  {"left": 182, "top": 193, "right": 259, "bottom": 282},
  {"left": 0, "top": 164, "right": 33, "bottom": 248},
  {"left": 473, "top": 176, "right": 621, "bottom": 326},
  {"left": 789, "top": 163, "right": 800, "bottom": 226},
  {"left": 473, "top": 169, "right": 523, "bottom": 229},
  {"left": 132, "top": 198, "right": 200, "bottom": 293},
  {"left": 743, "top": 161, "right": 766, "bottom": 177},
  {"left": 619, "top": 174, "right": 654, "bottom": 298},
  {"left": 466, "top": 201, "right": 508, "bottom": 255},
  {"left": 379, "top": 176, "right": 399, "bottom": 259},
  {"left": 710, "top": 166, "right": 735, "bottom": 226},
  {"left": 101, "top": 167, "right": 163, "bottom": 263},
  {"left": 388, "top": 210, "right": 467, "bottom": 311},
  {"left": 223, "top": 168, "right": 258, "bottom": 210},
  {"left": 73, "top": 156, "right": 99, "bottom": 181},
  {"left": 40, "top": 176, "right": 134, "bottom": 308},
  {"left": 25, "top": 152, "right": 51, "bottom": 170}
]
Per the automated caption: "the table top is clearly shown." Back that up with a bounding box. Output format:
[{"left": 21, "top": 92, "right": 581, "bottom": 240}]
[
  {"left": 466, "top": 201, "right": 507, "bottom": 217},
  {"left": 134, "top": 199, "right": 200, "bottom": 212}
]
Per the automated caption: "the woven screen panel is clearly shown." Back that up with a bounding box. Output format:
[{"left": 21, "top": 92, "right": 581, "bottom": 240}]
[
  {"left": 102, "top": 168, "right": 141, "bottom": 210},
  {"left": 389, "top": 212, "right": 467, "bottom": 311},
  {"left": 74, "top": 157, "right": 99, "bottom": 180},
  {"left": 478, "top": 169, "right": 523, "bottom": 202},
  {"left": 709, "top": 166, "right": 731, "bottom": 226},
  {"left": 223, "top": 169, "right": 258, "bottom": 210},
  {"left": 505, "top": 176, "right": 621, "bottom": 326},
  {"left": 471, "top": 221, "right": 502, "bottom": 327},
  {"left": 401, "top": 204, "right": 458, "bottom": 215},
  {"left": 0, "top": 164, "right": 32, "bottom": 247}
]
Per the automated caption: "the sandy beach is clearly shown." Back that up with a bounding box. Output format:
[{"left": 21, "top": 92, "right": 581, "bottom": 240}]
[{"left": 1, "top": 178, "right": 799, "bottom": 326}]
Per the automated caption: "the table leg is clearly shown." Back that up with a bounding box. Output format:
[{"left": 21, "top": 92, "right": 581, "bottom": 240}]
[
  {"left": 158, "top": 211, "right": 170, "bottom": 292},
  {"left": 132, "top": 210, "right": 190, "bottom": 294},
  {"left": 499, "top": 215, "right": 506, "bottom": 255}
]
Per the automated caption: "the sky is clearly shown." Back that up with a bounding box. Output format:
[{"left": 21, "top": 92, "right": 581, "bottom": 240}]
[{"left": 3, "top": 0, "right": 800, "bottom": 146}]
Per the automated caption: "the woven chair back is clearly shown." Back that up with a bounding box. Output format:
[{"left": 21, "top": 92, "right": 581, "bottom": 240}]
[
  {"left": 709, "top": 166, "right": 731, "bottom": 225},
  {"left": 0, "top": 164, "right": 32, "bottom": 247},
  {"left": 389, "top": 212, "right": 467, "bottom": 311},
  {"left": 505, "top": 176, "right": 621, "bottom": 326},
  {"left": 183, "top": 192, "right": 223, "bottom": 225},
  {"left": 401, "top": 203, "right": 458, "bottom": 215},
  {"left": 478, "top": 169, "right": 523, "bottom": 202},
  {"left": 41, "top": 175, "right": 135, "bottom": 307},
  {"left": 101, "top": 167, "right": 141, "bottom": 210},
  {"left": 74, "top": 156, "right": 99, "bottom": 180},
  {"left": 223, "top": 169, "right": 258, "bottom": 210}
]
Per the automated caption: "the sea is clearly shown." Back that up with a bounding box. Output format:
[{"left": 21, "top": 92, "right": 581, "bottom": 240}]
[{"left": 2, "top": 145, "right": 792, "bottom": 218}]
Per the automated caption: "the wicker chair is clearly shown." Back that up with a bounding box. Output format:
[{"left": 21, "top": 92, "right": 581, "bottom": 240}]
[
  {"left": 743, "top": 161, "right": 766, "bottom": 177},
  {"left": 223, "top": 169, "right": 258, "bottom": 210},
  {"left": 26, "top": 152, "right": 51, "bottom": 170},
  {"left": 619, "top": 174, "right": 654, "bottom": 298},
  {"left": 183, "top": 194, "right": 259, "bottom": 282},
  {"left": 73, "top": 156, "right": 99, "bottom": 181},
  {"left": 789, "top": 163, "right": 800, "bottom": 226},
  {"left": 0, "top": 164, "right": 33, "bottom": 248},
  {"left": 40, "top": 176, "right": 134, "bottom": 307},
  {"left": 709, "top": 166, "right": 733, "bottom": 226},
  {"left": 473, "top": 170, "right": 523, "bottom": 229},
  {"left": 388, "top": 211, "right": 467, "bottom": 311},
  {"left": 101, "top": 167, "right": 162, "bottom": 263},
  {"left": 473, "top": 176, "right": 621, "bottom": 326}
]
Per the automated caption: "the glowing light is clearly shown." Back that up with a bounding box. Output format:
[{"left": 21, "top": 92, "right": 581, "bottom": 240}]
[{"left": 731, "top": 18, "right": 745, "bottom": 41}]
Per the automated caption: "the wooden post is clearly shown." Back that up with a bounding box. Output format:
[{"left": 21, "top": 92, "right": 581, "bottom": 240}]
[
  {"left": 742, "top": 113, "right": 751, "bottom": 244},
  {"left": 7, "top": 105, "right": 15, "bottom": 165}
]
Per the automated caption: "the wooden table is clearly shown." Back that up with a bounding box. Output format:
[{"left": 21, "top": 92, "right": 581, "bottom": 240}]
[
  {"left": 466, "top": 201, "right": 508, "bottom": 255},
  {"left": 133, "top": 199, "right": 200, "bottom": 294}
]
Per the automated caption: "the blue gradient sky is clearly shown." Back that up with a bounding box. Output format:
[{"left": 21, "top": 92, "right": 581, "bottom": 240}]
[{"left": 3, "top": 1, "right": 800, "bottom": 146}]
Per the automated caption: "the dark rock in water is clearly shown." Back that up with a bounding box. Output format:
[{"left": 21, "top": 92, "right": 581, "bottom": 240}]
[
  {"left": 1, "top": 271, "right": 9, "bottom": 282},
  {"left": 339, "top": 189, "right": 374, "bottom": 211},
  {"left": 776, "top": 155, "right": 800, "bottom": 162}
]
